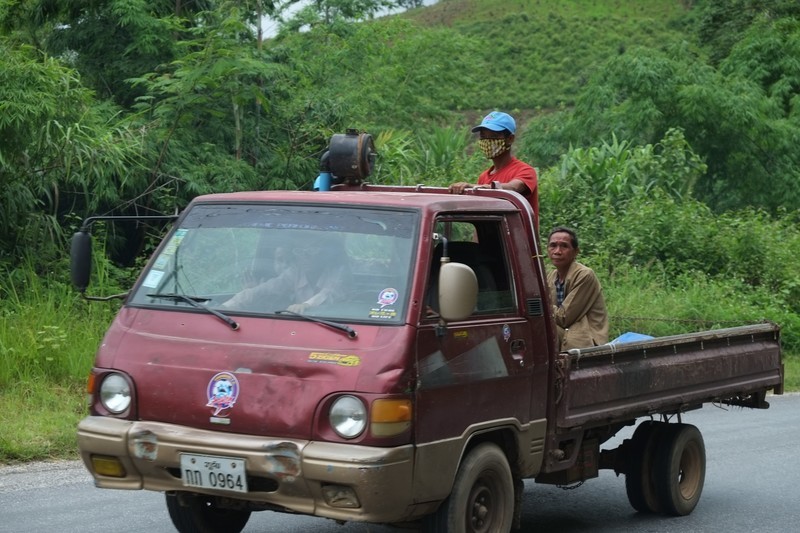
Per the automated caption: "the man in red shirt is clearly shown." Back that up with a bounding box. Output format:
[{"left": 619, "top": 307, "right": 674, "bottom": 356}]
[{"left": 449, "top": 111, "right": 539, "bottom": 229}]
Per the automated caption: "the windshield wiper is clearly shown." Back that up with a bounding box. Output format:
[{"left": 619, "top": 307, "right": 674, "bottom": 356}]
[
  {"left": 275, "top": 310, "right": 357, "bottom": 339},
  {"left": 147, "top": 293, "right": 239, "bottom": 331}
]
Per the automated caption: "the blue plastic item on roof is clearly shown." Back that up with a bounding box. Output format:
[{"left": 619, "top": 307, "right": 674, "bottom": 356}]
[{"left": 611, "top": 332, "right": 655, "bottom": 345}]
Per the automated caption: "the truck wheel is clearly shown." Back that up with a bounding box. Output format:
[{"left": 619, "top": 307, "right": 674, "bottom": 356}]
[
  {"left": 624, "top": 421, "right": 664, "bottom": 513},
  {"left": 653, "top": 424, "right": 706, "bottom": 516},
  {"left": 423, "top": 442, "right": 515, "bottom": 533},
  {"left": 165, "top": 492, "right": 251, "bottom": 533}
]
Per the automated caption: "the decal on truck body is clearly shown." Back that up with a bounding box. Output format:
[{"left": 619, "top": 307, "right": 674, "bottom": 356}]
[
  {"left": 307, "top": 352, "right": 362, "bottom": 367},
  {"left": 206, "top": 372, "right": 240, "bottom": 417}
]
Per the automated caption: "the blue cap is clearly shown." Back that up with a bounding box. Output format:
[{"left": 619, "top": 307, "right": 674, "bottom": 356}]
[{"left": 471, "top": 111, "right": 516, "bottom": 134}]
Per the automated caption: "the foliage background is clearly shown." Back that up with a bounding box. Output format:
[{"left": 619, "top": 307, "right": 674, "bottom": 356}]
[{"left": 1, "top": 0, "right": 798, "bottom": 462}]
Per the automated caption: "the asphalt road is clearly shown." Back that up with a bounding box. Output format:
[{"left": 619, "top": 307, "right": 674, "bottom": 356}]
[{"left": 1, "top": 393, "right": 797, "bottom": 533}]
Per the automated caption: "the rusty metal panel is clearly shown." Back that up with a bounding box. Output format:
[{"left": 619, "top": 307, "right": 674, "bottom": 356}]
[{"left": 556, "top": 323, "right": 783, "bottom": 429}]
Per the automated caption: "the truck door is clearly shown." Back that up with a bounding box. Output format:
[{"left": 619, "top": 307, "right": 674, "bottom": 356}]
[{"left": 413, "top": 215, "right": 549, "bottom": 497}]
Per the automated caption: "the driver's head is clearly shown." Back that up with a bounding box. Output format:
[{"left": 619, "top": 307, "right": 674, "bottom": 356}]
[
  {"left": 292, "top": 234, "right": 327, "bottom": 270},
  {"left": 273, "top": 246, "right": 292, "bottom": 273}
]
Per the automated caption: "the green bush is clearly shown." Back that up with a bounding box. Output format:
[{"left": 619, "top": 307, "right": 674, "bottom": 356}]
[{"left": 535, "top": 129, "right": 800, "bottom": 355}]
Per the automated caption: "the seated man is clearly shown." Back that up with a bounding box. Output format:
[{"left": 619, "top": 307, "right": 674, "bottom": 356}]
[
  {"left": 546, "top": 226, "right": 609, "bottom": 351},
  {"left": 222, "top": 238, "right": 346, "bottom": 314}
]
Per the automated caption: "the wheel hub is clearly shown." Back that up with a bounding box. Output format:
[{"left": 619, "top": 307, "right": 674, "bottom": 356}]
[{"left": 469, "top": 486, "right": 493, "bottom": 531}]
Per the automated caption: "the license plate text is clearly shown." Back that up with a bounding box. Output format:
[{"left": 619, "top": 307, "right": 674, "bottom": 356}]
[{"left": 180, "top": 453, "right": 248, "bottom": 493}]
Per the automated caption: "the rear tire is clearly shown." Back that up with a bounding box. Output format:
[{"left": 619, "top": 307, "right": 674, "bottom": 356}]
[
  {"left": 652, "top": 424, "right": 706, "bottom": 516},
  {"left": 165, "top": 492, "right": 251, "bottom": 533},
  {"left": 624, "top": 421, "right": 664, "bottom": 513},
  {"left": 423, "top": 442, "right": 515, "bottom": 533}
]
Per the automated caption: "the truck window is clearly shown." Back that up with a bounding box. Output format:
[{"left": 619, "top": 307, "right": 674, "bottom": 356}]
[
  {"left": 128, "top": 204, "right": 418, "bottom": 324},
  {"left": 428, "top": 219, "right": 515, "bottom": 315}
]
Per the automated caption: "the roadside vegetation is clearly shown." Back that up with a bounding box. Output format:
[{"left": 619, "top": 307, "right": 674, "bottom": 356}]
[{"left": 1, "top": 0, "right": 799, "bottom": 463}]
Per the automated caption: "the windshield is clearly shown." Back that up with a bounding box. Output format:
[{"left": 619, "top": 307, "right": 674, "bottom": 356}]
[{"left": 128, "top": 203, "right": 418, "bottom": 324}]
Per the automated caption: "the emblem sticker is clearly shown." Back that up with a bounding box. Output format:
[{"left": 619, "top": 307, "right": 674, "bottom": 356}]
[
  {"left": 206, "top": 372, "right": 240, "bottom": 417},
  {"left": 503, "top": 324, "right": 512, "bottom": 342},
  {"left": 369, "top": 287, "right": 399, "bottom": 320},
  {"left": 377, "top": 288, "right": 398, "bottom": 307}
]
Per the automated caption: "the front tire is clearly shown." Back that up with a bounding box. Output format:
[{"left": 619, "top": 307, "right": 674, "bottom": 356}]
[
  {"left": 424, "top": 442, "right": 515, "bottom": 533},
  {"left": 652, "top": 424, "right": 706, "bottom": 516},
  {"left": 165, "top": 492, "right": 251, "bottom": 533}
]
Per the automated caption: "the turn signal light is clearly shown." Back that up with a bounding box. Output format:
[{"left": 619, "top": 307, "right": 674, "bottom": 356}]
[
  {"left": 371, "top": 399, "right": 412, "bottom": 437},
  {"left": 91, "top": 455, "right": 127, "bottom": 477},
  {"left": 86, "top": 373, "right": 97, "bottom": 394}
]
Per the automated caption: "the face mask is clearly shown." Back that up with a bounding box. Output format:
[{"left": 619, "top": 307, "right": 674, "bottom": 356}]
[{"left": 478, "top": 138, "right": 509, "bottom": 159}]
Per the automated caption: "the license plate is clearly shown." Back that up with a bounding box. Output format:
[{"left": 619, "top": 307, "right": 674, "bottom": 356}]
[{"left": 180, "top": 453, "right": 248, "bottom": 493}]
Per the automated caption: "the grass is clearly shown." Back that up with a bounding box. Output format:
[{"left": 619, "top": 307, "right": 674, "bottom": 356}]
[
  {"left": 0, "top": 382, "right": 85, "bottom": 463},
  {"left": 784, "top": 356, "right": 800, "bottom": 391},
  {"left": 602, "top": 266, "right": 792, "bottom": 339},
  {"left": 1, "top": 265, "right": 118, "bottom": 464}
]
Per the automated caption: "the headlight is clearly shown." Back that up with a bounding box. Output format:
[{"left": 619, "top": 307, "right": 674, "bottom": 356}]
[
  {"left": 329, "top": 395, "right": 366, "bottom": 439},
  {"left": 99, "top": 373, "right": 132, "bottom": 414}
]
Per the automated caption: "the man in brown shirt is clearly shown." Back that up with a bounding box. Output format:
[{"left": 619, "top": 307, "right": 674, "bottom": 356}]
[{"left": 546, "top": 226, "right": 609, "bottom": 351}]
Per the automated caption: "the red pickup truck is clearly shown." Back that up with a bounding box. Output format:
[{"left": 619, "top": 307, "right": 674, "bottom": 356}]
[{"left": 72, "top": 135, "right": 783, "bottom": 533}]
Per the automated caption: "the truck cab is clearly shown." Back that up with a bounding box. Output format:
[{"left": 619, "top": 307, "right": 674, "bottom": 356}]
[{"left": 75, "top": 184, "right": 559, "bottom": 531}]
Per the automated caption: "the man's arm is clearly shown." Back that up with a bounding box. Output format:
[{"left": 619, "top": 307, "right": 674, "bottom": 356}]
[
  {"left": 287, "top": 266, "right": 346, "bottom": 313},
  {"left": 221, "top": 270, "right": 293, "bottom": 309},
  {"left": 448, "top": 178, "right": 527, "bottom": 193},
  {"left": 552, "top": 268, "right": 603, "bottom": 329},
  {"left": 448, "top": 181, "right": 474, "bottom": 194},
  {"left": 493, "top": 178, "right": 530, "bottom": 195}
]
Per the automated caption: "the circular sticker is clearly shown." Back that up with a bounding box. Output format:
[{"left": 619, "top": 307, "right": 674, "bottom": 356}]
[
  {"left": 377, "top": 288, "right": 399, "bottom": 307},
  {"left": 206, "top": 372, "right": 240, "bottom": 416}
]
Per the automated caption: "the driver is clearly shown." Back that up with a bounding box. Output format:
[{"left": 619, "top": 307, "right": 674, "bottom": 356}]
[{"left": 221, "top": 237, "right": 346, "bottom": 313}]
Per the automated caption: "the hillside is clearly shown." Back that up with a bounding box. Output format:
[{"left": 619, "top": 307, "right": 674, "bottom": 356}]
[{"left": 402, "top": 0, "right": 694, "bottom": 115}]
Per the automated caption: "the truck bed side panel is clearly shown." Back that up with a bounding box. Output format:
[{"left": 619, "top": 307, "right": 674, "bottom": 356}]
[{"left": 557, "top": 323, "right": 783, "bottom": 429}]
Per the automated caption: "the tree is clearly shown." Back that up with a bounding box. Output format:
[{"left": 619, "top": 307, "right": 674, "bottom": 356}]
[
  {"left": 2, "top": 0, "right": 286, "bottom": 109},
  {"left": 696, "top": 0, "right": 800, "bottom": 66},
  {"left": 521, "top": 39, "right": 800, "bottom": 212},
  {"left": 0, "top": 42, "right": 143, "bottom": 266},
  {"left": 276, "top": 0, "right": 406, "bottom": 34}
]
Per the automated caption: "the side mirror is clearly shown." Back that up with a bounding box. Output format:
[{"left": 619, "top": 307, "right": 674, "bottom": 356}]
[
  {"left": 438, "top": 262, "right": 478, "bottom": 321},
  {"left": 70, "top": 231, "right": 92, "bottom": 293}
]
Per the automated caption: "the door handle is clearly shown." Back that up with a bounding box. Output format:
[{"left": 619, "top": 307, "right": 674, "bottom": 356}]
[{"left": 511, "top": 339, "right": 526, "bottom": 367}]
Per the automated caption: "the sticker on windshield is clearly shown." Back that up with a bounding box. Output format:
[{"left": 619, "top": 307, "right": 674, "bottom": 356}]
[
  {"left": 142, "top": 270, "right": 165, "bottom": 288},
  {"left": 377, "top": 288, "right": 398, "bottom": 307},
  {"left": 163, "top": 228, "right": 188, "bottom": 256},
  {"left": 369, "top": 307, "right": 398, "bottom": 320},
  {"left": 368, "top": 288, "right": 399, "bottom": 320},
  {"left": 206, "top": 372, "right": 240, "bottom": 417}
]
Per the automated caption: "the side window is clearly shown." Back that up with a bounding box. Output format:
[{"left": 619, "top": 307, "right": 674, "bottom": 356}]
[{"left": 428, "top": 219, "right": 515, "bottom": 315}]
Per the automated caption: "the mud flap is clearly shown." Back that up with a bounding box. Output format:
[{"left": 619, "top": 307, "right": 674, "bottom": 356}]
[{"left": 512, "top": 476, "right": 524, "bottom": 531}]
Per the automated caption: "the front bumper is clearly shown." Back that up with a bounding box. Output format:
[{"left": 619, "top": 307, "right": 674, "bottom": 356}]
[{"left": 77, "top": 416, "right": 421, "bottom": 523}]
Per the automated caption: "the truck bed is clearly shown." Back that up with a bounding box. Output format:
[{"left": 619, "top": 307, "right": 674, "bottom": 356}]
[{"left": 555, "top": 322, "right": 784, "bottom": 430}]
